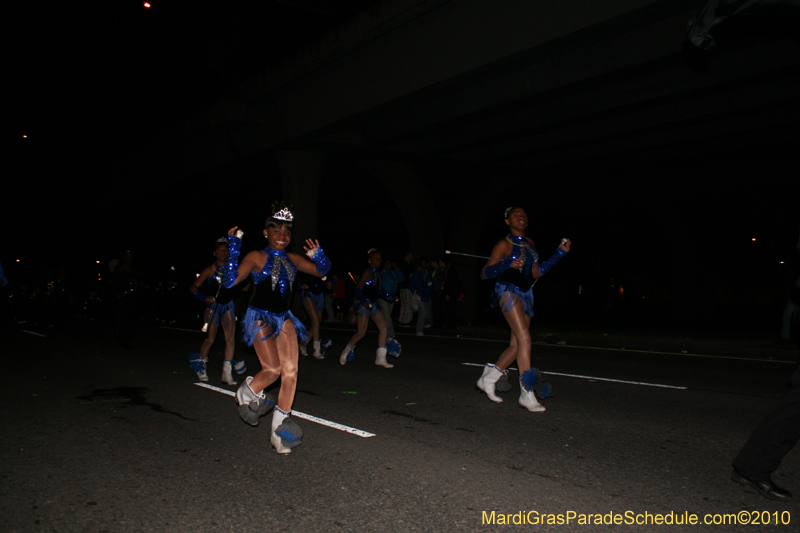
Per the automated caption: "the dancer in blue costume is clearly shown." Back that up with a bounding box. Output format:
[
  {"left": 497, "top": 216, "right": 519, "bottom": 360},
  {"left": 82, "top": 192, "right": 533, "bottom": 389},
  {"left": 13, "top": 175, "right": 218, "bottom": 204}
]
[
  {"left": 223, "top": 203, "right": 331, "bottom": 454},
  {"left": 476, "top": 206, "right": 571, "bottom": 412},
  {"left": 339, "top": 249, "right": 401, "bottom": 368},
  {"left": 188, "top": 237, "right": 247, "bottom": 385},
  {"left": 297, "top": 272, "right": 332, "bottom": 359}
]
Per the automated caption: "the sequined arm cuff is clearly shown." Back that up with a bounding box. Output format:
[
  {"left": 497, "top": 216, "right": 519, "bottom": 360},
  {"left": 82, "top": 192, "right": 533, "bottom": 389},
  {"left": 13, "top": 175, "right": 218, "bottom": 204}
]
[
  {"left": 192, "top": 290, "right": 208, "bottom": 303},
  {"left": 482, "top": 257, "right": 513, "bottom": 279},
  {"left": 309, "top": 248, "right": 331, "bottom": 276},
  {"left": 223, "top": 236, "right": 242, "bottom": 288},
  {"left": 538, "top": 247, "right": 567, "bottom": 276}
]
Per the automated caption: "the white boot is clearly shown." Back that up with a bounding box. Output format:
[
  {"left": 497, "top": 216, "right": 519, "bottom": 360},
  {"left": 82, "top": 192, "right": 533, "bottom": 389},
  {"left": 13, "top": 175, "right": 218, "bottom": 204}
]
[
  {"left": 235, "top": 376, "right": 274, "bottom": 426},
  {"left": 476, "top": 364, "right": 503, "bottom": 403},
  {"left": 222, "top": 360, "right": 237, "bottom": 385},
  {"left": 375, "top": 346, "right": 394, "bottom": 368},
  {"left": 340, "top": 344, "right": 354, "bottom": 365},
  {"left": 519, "top": 377, "right": 546, "bottom": 412},
  {"left": 271, "top": 407, "right": 302, "bottom": 454},
  {"left": 299, "top": 340, "right": 308, "bottom": 356},
  {"left": 312, "top": 339, "right": 324, "bottom": 359}
]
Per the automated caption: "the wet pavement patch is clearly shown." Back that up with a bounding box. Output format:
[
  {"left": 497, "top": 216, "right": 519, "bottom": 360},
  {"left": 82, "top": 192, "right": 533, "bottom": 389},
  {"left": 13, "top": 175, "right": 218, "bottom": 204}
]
[{"left": 75, "top": 387, "right": 198, "bottom": 421}]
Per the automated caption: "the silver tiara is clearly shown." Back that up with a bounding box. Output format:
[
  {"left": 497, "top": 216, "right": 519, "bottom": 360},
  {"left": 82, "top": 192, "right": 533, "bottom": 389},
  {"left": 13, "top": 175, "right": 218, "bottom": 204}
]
[
  {"left": 273, "top": 206, "right": 294, "bottom": 221},
  {"left": 504, "top": 206, "right": 513, "bottom": 218}
]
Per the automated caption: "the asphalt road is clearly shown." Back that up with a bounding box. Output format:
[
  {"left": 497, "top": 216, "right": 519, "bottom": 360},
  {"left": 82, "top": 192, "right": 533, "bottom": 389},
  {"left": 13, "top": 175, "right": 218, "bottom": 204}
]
[{"left": 1, "top": 319, "right": 798, "bottom": 532}]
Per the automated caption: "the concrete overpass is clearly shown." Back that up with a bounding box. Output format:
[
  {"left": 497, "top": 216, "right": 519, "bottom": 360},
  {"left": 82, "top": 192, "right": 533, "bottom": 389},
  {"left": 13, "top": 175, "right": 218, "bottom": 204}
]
[{"left": 119, "top": 0, "right": 800, "bottom": 318}]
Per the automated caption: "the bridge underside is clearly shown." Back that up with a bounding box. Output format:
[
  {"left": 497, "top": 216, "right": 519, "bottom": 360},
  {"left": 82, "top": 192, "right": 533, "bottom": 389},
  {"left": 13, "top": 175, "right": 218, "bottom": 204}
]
[{"left": 118, "top": 0, "right": 799, "bottom": 321}]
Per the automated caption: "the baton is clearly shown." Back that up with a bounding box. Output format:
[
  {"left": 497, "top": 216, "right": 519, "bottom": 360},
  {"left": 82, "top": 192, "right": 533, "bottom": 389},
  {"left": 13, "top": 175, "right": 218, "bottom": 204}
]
[
  {"left": 444, "top": 250, "right": 503, "bottom": 261},
  {"left": 202, "top": 273, "right": 224, "bottom": 333},
  {"left": 348, "top": 271, "right": 373, "bottom": 309}
]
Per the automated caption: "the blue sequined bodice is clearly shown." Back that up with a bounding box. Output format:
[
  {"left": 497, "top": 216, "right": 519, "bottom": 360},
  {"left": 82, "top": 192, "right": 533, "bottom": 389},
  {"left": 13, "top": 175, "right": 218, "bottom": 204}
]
[
  {"left": 497, "top": 235, "right": 539, "bottom": 290},
  {"left": 207, "top": 264, "right": 234, "bottom": 304},
  {"left": 364, "top": 268, "right": 379, "bottom": 290},
  {"left": 361, "top": 268, "right": 381, "bottom": 302},
  {"left": 251, "top": 248, "right": 296, "bottom": 296},
  {"left": 506, "top": 235, "right": 538, "bottom": 278}
]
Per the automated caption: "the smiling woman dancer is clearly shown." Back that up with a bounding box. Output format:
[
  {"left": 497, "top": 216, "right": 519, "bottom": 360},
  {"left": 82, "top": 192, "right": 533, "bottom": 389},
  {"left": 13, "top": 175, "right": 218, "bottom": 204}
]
[
  {"left": 339, "top": 249, "right": 401, "bottom": 368},
  {"left": 223, "top": 203, "right": 331, "bottom": 454},
  {"left": 476, "top": 206, "right": 570, "bottom": 412}
]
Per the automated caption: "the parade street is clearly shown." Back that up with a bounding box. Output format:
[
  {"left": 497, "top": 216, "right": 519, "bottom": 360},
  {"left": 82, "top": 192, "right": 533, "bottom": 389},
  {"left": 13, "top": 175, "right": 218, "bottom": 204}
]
[{"left": 1, "top": 320, "right": 797, "bottom": 532}]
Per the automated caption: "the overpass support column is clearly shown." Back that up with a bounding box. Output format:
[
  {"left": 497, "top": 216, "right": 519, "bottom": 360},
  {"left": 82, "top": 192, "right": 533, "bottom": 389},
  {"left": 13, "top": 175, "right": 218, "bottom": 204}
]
[{"left": 359, "top": 160, "right": 444, "bottom": 257}]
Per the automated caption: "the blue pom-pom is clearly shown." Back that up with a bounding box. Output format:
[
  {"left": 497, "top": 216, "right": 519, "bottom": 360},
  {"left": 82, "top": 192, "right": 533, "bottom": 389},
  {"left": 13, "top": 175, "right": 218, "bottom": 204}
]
[
  {"left": 276, "top": 419, "right": 303, "bottom": 448},
  {"left": 495, "top": 372, "right": 513, "bottom": 392},
  {"left": 346, "top": 348, "right": 356, "bottom": 362},
  {"left": 537, "top": 382, "right": 553, "bottom": 399},
  {"left": 520, "top": 368, "right": 539, "bottom": 391},
  {"left": 264, "top": 393, "right": 277, "bottom": 409},
  {"left": 386, "top": 337, "right": 402, "bottom": 357},
  {"left": 276, "top": 427, "right": 301, "bottom": 443},
  {"left": 231, "top": 358, "right": 247, "bottom": 374},
  {"left": 321, "top": 339, "right": 332, "bottom": 351},
  {"left": 188, "top": 353, "right": 206, "bottom": 373}
]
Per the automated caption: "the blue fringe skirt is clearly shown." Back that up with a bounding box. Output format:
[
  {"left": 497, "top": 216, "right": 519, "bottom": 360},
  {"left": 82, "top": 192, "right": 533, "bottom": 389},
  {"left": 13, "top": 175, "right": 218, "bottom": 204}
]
[
  {"left": 208, "top": 300, "right": 236, "bottom": 326},
  {"left": 301, "top": 291, "right": 324, "bottom": 310},
  {"left": 492, "top": 282, "right": 535, "bottom": 318},
  {"left": 356, "top": 301, "right": 381, "bottom": 318},
  {"left": 242, "top": 306, "right": 308, "bottom": 346}
]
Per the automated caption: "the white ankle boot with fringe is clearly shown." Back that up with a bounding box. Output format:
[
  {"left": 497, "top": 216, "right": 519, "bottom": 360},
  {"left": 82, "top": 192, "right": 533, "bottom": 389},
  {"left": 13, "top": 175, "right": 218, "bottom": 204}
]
[
  {"left": 271, "top": 407, "right": 302, "bottom": 454},
  {"left": 235, "top": 376, "right": 275, "bottom": 425},
  {"left": 375, "top": 346, "right": 394, "bottom": 368},
  {"left": 222, "top": 360, "right": 237, "bottom": 385},
  {"left": 312, "top": 339, "right": 325, "bottom": 359},
  {"left": 476, "top": 364, "right": 503, "bottom": 403},
  {"left": 340, "top": 344, "right": 354, "bottom": 365},
  {"left": 518, "top": 372, "right": 546, "bottom": 412}
]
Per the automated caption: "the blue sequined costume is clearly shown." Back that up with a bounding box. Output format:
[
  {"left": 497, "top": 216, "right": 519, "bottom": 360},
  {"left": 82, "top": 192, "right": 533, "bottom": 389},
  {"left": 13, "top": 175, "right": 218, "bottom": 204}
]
[
  {"left": 205, "top": 265, "right": 237, "bottom": 326},
  {"left": 483, "top": 235, "right": 567, "bottom": 318},
  {"left": 490, "top": 235, "right": 539, "bottom": 317},
  {"left": 355, "top": 268, "right": 393, "bottom": 317},
  {"left": 299, "top": 274, "right": 325, "bottom": 311},
  {"left": 223, "top": 237, "right": 330, "bottom": 345}
]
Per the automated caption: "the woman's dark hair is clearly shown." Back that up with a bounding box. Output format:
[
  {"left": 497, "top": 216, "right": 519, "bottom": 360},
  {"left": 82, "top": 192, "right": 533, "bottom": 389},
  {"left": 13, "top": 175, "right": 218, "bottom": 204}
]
[
  {"left": 265, "top": 202, "right": 294, "bottom": 231},
  {"left": 504, "top": 206, "right": 525, "bottom": 219}
]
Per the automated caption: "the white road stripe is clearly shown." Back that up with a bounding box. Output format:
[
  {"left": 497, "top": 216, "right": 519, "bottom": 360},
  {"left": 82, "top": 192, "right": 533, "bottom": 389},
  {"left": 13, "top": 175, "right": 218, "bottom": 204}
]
[
  {"left": 461, "top": 362, "right": 687, "bottom": 390},
  {"left": 160, "top": 326, "right": 204, "bottom": 333},
  {"left": 194, "top": 383, "right": 376, "bottom": 437},
  {"left": 408, "top": 332, "right": 796, "bottom": 364}
]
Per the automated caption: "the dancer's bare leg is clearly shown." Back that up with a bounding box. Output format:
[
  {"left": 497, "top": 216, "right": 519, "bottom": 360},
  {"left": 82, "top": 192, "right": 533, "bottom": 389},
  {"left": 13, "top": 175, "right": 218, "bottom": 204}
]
[
  {"left": 497, "top": 294, "right": 532, "bottom": 373},
  {"left": 250, "top": 324, "right": 281, "bottom": 394},
  {"left": 275, "top": 321, "right": 299, "bottom": 412},
  {"left": 371, "top": 312, "right": 388, "bottom": 347},
  {"left": 221, "top": 310, "right": 236, "bottom": 361},
  {"left": 303, "top": 297, "right": 321, "bottom": 342},
  {"left": 348, "top": 313, "right": 370, "bottom": 347},
  {"left": 199, "top": 324, "right": 218, "bottom": 359},
  {"left": 494, "top": 332, "right": 518, "bottom": 370}
]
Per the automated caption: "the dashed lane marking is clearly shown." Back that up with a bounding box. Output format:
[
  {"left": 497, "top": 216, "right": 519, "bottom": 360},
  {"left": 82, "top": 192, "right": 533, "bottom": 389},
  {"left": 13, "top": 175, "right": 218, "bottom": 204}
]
[{"left": 194, "top": 382, "right": 376, "bottom": 437}]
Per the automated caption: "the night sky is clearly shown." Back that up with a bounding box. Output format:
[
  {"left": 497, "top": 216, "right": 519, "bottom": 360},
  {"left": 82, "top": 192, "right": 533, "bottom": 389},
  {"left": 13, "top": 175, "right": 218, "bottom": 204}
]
[
  {"left": 6, "top": 1, "right": 800, "bottom": 331},
  {"left": 8, "top": 1, "right": 380, "bottom": 267}
]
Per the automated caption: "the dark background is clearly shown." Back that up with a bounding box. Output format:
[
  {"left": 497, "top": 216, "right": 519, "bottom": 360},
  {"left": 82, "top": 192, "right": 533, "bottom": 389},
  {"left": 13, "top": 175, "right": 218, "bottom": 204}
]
[{"left": 5, "top": 0, "right": 800, "bottom": 332}]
